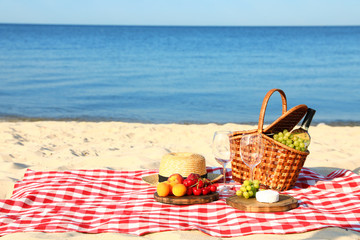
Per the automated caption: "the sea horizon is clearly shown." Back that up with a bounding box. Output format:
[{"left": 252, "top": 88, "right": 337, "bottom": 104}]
[{"left": 2, "top": 22, "right": 360, "bottom": 27}]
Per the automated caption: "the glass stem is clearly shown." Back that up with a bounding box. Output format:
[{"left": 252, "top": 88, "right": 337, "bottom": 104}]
[
  {"left": 223, "top": 164, "right": 227, "bottom": 185},
  {"left": 250, "top": 167, "right": 254, "bottom": 181}
]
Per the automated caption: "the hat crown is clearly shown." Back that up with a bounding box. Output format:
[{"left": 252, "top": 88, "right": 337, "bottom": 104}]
[{"left": 159, "top": 152, "right": 207, "bottom": 178}]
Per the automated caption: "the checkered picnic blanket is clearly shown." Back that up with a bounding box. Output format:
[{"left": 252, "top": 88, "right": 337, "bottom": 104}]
[{"left": 0, "top": 167, "right": 359, "bottom": 237}]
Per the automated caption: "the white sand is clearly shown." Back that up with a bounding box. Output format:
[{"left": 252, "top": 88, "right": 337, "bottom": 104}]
[{"left": 0, "top": 121, "right": 359, "bottom": 239}]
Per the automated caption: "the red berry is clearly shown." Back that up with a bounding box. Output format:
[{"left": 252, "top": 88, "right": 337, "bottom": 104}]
[
  {"left": 197, "top": 179, "right": 204, "bottom": 188},
  {"left": 193, "top": 188, "right": 202, "bottom": 196},
  {"left": 189, "top": 179, "right": 197, "bottom": 186},
  {"left": 202, "top": 188, "right": 210, "bottom": 195},
  {"left": 210, "top": 185, "right": 217, "bottom": 192},
  {"left": 187, "top": 173, "right": 200, "bottom": 181},
  {"left": 186, "top": 187, "right": 193, "bottom": 196},
  {"left": 183, "top": 179, "right": 191, "bottom": 188}
]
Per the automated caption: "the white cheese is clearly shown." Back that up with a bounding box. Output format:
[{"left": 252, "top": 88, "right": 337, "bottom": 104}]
[{"left": 256, "top": 190, "right": 279, "bottom": 203}]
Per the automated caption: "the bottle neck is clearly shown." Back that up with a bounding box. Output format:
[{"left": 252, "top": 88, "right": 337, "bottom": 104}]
[{"left": 302, "top": 108, "right": 316, "bottom": 130}]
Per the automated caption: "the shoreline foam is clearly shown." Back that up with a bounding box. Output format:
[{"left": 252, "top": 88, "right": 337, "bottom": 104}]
[{"left": 1, "top": 117, "right": 360, "bottom": 126}]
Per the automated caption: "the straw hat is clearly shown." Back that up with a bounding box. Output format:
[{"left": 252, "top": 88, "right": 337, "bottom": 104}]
[{"left": 142, "top": 152, "right": 222, "bottom": 185}]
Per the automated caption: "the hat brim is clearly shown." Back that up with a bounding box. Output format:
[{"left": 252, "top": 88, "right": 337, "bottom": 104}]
[{"left": 142, "top": 173, "right": 223, "bottom": 186}]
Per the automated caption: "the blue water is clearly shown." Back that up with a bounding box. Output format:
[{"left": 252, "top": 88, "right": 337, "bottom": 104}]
[{"left": 0, "top": 24, "right": 359, "bottom": 125}]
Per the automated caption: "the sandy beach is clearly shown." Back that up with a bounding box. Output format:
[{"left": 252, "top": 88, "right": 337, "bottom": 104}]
[{"left": 0, "top": 121, "right": 359, "bottom": 239}]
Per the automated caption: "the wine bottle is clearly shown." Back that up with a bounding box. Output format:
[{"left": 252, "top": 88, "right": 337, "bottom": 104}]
[{"left": 291, "top": 108, "right": 316, "bottom": 147}]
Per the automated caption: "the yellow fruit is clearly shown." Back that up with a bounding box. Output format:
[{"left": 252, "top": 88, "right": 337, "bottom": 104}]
[
  {"left": 157, "top": 182, "right": 171, "bottom": 197},
  {"left": 167, "top": 180, "right": 178, "bottom": 196},
  {"left": 172, "top": 183, "right": 187, "bottom": 197}
]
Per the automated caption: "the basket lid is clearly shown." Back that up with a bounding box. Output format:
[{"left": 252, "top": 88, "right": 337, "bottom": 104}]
[
  {"left": 230, "top": 89, "right": 308, "bottom": 137},
  {"left": 263, "top": 104, "right": 308, "bottom": 134}
]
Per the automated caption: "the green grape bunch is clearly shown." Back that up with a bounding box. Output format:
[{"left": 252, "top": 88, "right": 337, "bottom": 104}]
[
  {"left": 236, "top": 179, "right": 260, "bottom": 199},
  {"left": 273, "top": 129, "right": 308, "bottom": 152}
]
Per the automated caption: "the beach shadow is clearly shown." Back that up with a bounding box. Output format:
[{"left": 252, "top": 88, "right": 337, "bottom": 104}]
[
  {"left": 307, "top": 167, "right": 344, "bottom": 177},
  {"left": 7, "top": 177, "right": 20, "bottom": 182},
  {"left": 302, "top": 227, "right": 360, "bottom": 240},
  {"left": 352, "top": 167, "right": 360, "bottom": 175},
  {"left": 12, "top": 162, "right": 30, "bottom": 169}
]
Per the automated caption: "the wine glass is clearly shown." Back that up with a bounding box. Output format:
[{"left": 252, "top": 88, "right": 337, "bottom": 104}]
[
  {"left": 240, "top": 133, "right": 264, "bottom": 181},
  {"left": 212, "top": 131, "right": 235, "bottom": 196}
]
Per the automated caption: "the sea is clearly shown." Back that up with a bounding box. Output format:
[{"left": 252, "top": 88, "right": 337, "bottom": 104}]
[{"left": 0, "top": 24, "right": 359, "bottom": 125}]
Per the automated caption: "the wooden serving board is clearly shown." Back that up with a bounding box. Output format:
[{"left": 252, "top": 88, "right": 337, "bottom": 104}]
[
  {"left": 226, "top": 194, "right": 298, "bottom": 212},
  {"left": 154, "top": 192, "right": 219, "bottom": 205}
]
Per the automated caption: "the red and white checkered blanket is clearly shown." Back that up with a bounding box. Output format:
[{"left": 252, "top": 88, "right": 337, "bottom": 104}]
[{"left": 0, "top": 167, "right": 359, "bottom": 237}]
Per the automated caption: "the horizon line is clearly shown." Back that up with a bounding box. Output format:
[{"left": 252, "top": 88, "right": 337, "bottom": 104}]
[{"left": 1, "top": 22, "right": 360, "bottom": 28}]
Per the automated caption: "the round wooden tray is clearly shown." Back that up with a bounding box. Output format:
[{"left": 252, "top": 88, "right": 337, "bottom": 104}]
[
  {"left": 226, "top": 194, "right": 298, "bottom": 212},
  {"left": 154, "top": 192, "right": 219, "bottom": 205}
]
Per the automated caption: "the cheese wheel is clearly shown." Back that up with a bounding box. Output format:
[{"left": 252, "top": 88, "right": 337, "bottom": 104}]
[{"left": 256, "top": 190, "right": 279, "bottom": 203}]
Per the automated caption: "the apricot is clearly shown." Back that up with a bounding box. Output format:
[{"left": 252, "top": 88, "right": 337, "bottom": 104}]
[
  {"left": 157, "top": 182, "right": 171, "bottom": 197},
  {"left": 172, "top": 183, "right": 187, "bottom": 197},
  {"left": 167, "top": 180, "right": 178, "bottom": 196}
]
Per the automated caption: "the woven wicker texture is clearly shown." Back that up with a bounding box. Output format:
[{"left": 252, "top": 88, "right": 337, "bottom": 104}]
[
  {"left": 159, "top": 152, "right": 207, "bottom": 178},
  {"left": 230, "top": 89, "right": 309, "bottom": 191}
]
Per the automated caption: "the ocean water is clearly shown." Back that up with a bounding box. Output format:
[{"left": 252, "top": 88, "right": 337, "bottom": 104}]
[{"left": 0, "top": 24, "right": 359, "bottom": 125}]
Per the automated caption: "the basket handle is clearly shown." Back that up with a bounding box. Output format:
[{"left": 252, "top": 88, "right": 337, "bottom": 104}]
[{"left": 257, "top": 89, "right": 287, "bottom": 133}]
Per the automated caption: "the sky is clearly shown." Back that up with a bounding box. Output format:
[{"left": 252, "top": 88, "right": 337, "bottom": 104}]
[{"left": 0, "top": 0, "right": 360, "bottom": 26}]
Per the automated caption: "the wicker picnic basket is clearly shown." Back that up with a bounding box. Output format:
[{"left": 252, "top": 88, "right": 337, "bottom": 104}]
[{"left": 230, "top": 89, "right": 310, "bottom": 191}]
